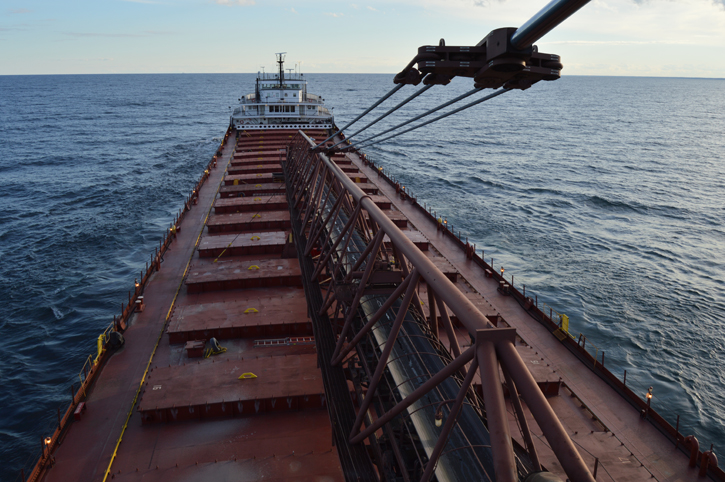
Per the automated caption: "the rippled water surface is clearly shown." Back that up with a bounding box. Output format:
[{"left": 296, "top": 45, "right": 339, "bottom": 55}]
[{"left": 1, "top": 73, "right": 723, "bottom": 479}]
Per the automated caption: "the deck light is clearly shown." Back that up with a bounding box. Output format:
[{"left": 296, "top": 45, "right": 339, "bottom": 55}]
[
  {"left": 135, "top": 279, "right": 140, "bottom": 289},
  {"left": 646, "top": 387, "right": 653, "bottom": 400},
  {"left": 434, "top": 410, "right": 443, "bottom": 427},
  {"left": 44, "top": 436, "right": 51, "bottom": 446}
]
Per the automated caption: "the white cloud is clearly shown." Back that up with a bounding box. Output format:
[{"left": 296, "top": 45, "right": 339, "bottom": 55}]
[
  {"left": 287, "top": 7, "right": 298, "bottom": 13},
  {"left": 367, "top": 5, "right": 379, "bottom": 11},
  {"left": 214, "top": 0, "right": 255, "bottom": 5},
  {"left": 325, "top": 12, "right": 345, "bottom": 17},
  {"left": 8, "top": 8, "right": 32, "bottom": 14}
]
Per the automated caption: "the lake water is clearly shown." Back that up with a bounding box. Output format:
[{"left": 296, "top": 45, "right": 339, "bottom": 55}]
[{"left": 0, "top": 73, "right": 723, "bottom": 480}]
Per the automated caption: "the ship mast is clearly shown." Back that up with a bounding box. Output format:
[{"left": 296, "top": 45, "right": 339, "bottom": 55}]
[{"left": 276, "top": 52, "right": 286, "bottom": 86}]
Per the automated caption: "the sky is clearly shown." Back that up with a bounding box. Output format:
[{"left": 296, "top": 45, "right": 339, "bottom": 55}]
[{"left": 1, "top": 0, "right": 724, "bottom": 77}]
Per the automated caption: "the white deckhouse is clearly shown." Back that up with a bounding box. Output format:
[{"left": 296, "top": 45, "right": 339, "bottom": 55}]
[{"left": 231, "top": 53, "right": 334, "bottom": 131}]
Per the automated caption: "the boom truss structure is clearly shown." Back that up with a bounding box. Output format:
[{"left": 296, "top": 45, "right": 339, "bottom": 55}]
[{"left": 284, "top": 132, "right": 596, "bottom": 482}]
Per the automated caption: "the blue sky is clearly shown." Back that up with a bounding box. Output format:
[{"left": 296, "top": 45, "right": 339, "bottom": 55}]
[{"left": 2, "top": 0, "right": 724, "bottom": 77}]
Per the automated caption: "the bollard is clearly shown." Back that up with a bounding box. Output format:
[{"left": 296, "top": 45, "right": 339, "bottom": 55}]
[
  {"left": 699, "top": 445, "right": 717, "bottom": 477},
  {"left": 684, "top": 435, "right": 699, "bottom": 468}
]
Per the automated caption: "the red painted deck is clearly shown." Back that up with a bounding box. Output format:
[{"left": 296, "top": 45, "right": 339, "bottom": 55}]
[
  {"left": 224, "top": 172, "right": 275, "bottom": 184},
  {"left": 197, "top": 231, "right": 288, "bottom": 256},
  {"left": 40, "top": 126, "right": 698, "bottom": 482},
  {"left": 206, "top": 210, "right": 291, "bottom": 233},
  {"left": 42, "top": 128, "right": 344, "bottom": 482},
  {"left": 186, "top": 257, "right": 302, "bottom": 292},
  {"left": 107, "top": 411, "right": 342, "bottom": 481},
  {"left": 137, "top": 353, "right": 325, "bottom": 423},
  {"left": 167, "top": 287, "right": 311, "bottom": 343},
  {"left": 219, "top": 182, "right": 286, "bottom": 197},
  {"left": 214, "top": 194, "right": 288, "bottom": 214}
]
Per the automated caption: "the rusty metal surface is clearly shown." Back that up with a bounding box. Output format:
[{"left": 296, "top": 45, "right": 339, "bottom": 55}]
[
  {"left": 207, "top": 210, "right": 291, "bottom": 233},
  {"left": 108, "top": 411, "right": 343, "bottom": 481},
  {"left": 214, "top": 194, "right": 288, "bottom": 214},
  {"left": 219, "top": 182, "right": 286, "bottom": 197},
  {"left": 137, "top": 353, "right": 326, "bottom": 422},
  {"left": 186, "top": 257, "right": 302, "bottom": 292},
  {"left": 198, "top": 231, "right": 288, "bottom": 257},
  {"left": 167, "top": 287, "right": 311, "bottom": 343}
]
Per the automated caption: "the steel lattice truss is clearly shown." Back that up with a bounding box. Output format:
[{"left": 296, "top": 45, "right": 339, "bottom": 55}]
[{"left": 286, "top": 131, "right": 595, "bottom": 482}]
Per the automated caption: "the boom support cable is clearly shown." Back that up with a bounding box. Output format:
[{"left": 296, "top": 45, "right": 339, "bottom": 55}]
[
  {"left": 356, "top": 88, "right": 512, "bottom": 149},
  {"left": 328, "top": 84, "right": 434, "bottom": 150},
  {"left": 344, "top": 86, "right": 484, "bottom": 150},
  {"left": 314, "top": 83, "right": 405, "bottom": 148}
]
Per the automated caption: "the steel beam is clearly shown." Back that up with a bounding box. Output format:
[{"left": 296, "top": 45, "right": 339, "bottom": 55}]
[
  {"left": 497, "top": 339, "right": 595, "bottom": 482},
  {"left": 510, "top": 0, "right": 591, "bottom": 50},
  {"left": 433, "top": 293, "right": 463, "bottom": 361},
  {"left": 476, "top": 329, "right": 517, "bottom": 482},
  {"left": 332, "top": 268, "right": 414, "bottom": 366},
  {"left": 350, "top": 346, "right": 475, "bottom": 444},
  {"left": 501, "top": 365, "right": 541, "bottom": 471},
  {"left": 420, "top": 357, "right": 480, "bottom": 482},
  {"left": 330, "top": 230, "right": 386, "bottom": 362},
  {"left": 350, "top": 270, "right": 420, "bottom": 439},
  {"left": 293, "top": 133, "right": 592, "bottom": 479}
]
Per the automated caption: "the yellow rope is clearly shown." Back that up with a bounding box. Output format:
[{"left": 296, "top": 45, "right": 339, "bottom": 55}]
[{"left": 101, "top": 143, "right": 232, "bottom": 482}]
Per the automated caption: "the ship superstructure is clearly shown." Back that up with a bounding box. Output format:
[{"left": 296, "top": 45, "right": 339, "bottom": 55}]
[{"left": 230, "top": 52, "right": 333, "bottom": 130}]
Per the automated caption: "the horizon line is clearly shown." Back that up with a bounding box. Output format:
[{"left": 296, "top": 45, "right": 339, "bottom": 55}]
[{"left": 1, "top": 73, "right": 724, "bottom": 80}]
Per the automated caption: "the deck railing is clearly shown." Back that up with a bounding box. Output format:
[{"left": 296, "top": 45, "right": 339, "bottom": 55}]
[
  {"left": 18, "top": 126, "right": 234, "bottom": 482},
  {"left": 353, "top": 144, "right": 725, "bottom": 482}
]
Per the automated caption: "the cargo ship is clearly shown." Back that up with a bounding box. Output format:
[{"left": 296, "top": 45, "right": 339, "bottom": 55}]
[{"left": 20, "top": 2, "right": 722, "bottom": 482}]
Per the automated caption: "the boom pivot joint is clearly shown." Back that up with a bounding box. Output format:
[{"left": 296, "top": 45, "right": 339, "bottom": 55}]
[{"left": 399, "top": 28, "right": 562, "bottom": 91}]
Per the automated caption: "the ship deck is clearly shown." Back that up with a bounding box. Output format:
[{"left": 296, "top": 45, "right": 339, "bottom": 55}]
[{"left": 42, "top": 128, "right": 702, "bottom": 482}]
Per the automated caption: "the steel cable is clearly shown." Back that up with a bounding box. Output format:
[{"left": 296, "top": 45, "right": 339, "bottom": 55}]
[
  {"left": 344, "top": 86, "right": 484, "bottom": 150},
  {"left": 328, "top": 84, "right": 434, "bottom": 150},
  {"left": 314, "top": 83, "right": 405, "bottom": 148},
  {"left": 356, "top": 88, "right": 512, "bottom": 149}
]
